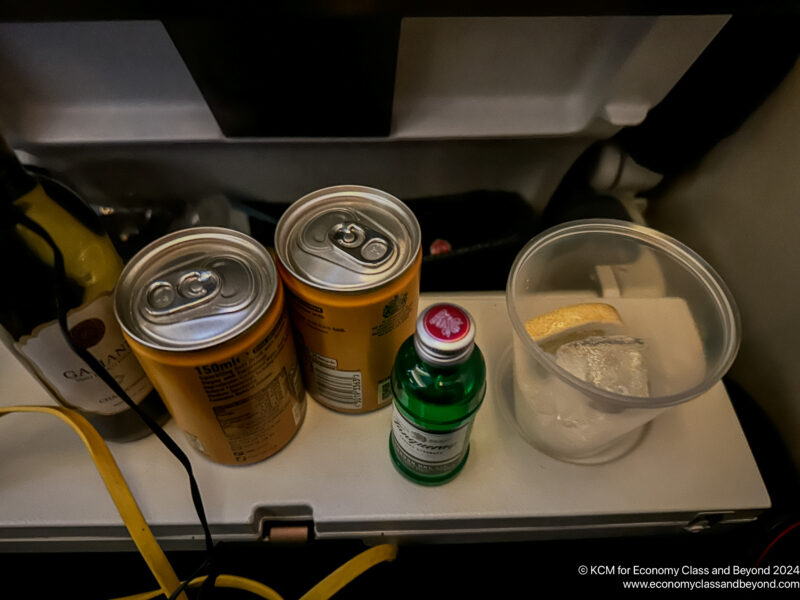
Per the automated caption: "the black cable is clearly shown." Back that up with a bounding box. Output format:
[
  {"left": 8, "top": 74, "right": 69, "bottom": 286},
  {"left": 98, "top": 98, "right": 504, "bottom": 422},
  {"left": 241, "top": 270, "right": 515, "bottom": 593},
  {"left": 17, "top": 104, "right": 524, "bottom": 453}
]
[
  {"left": 198, "top": 542, "right": 225, "bottom": 600},
  {"left": 168, "top": 557, "right": 212, "bottom": 600},
  {"left": 12, "top": 207, "right": 216, "bottom": 596}
]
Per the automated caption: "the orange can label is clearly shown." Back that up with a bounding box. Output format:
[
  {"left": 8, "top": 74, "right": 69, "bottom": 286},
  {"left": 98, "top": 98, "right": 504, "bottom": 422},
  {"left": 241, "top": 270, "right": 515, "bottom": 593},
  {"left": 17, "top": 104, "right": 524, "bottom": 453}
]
[
  {"left": 126, "top": 284, "right": 306, "bottom": 466},
  {"left": 279, "top": 251, "right": 421, "bottom": 413}
]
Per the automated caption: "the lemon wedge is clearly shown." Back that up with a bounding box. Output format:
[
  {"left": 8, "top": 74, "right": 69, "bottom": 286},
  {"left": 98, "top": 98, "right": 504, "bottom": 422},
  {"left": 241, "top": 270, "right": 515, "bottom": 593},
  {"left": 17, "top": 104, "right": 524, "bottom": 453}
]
[{"left": 525, "top": 302, "right": 623, "bottom": 353}]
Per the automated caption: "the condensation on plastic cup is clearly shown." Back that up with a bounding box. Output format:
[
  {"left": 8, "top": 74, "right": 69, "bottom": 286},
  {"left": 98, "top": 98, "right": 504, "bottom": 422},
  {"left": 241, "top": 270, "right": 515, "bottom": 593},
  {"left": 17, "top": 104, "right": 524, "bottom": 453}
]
[{"left": 505, "top": 219, "right": 741, "bottom": 464}]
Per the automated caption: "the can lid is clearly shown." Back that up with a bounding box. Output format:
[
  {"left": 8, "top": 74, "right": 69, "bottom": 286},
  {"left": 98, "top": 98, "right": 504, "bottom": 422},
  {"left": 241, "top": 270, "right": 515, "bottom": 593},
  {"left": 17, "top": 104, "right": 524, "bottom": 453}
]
[
  {"left": 275, "top": 185, "right": 421, "bottom": 292},
  {"left": 414, "top": 303, "right": 476, "bottom": 366},
  {"left": 114, "top": 227, "right": 277, "bottom": 352}
]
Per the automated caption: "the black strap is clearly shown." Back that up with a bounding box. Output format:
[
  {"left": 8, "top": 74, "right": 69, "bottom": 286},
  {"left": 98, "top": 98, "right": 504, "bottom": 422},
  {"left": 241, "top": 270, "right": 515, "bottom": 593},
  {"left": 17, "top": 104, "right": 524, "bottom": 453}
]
[{"left": 11, "top": 206, "right": 216, "bottom": 597}]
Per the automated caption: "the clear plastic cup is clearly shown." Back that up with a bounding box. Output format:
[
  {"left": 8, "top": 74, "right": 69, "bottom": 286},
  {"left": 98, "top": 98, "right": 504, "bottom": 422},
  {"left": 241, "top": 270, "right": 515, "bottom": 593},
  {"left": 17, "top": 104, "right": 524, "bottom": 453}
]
[{"left": 505, "top": 219, "right": 740, "bottom": 464}]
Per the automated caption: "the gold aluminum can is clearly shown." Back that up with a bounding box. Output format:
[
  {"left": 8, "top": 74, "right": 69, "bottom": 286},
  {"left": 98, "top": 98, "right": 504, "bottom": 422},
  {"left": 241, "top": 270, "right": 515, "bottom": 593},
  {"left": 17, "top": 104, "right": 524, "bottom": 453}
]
[
  {"left": 114, "top": 227, "right": 305, "bottom": 465},
  {"left": 275, "top": 186, "right": 421, "bottom": 413}
]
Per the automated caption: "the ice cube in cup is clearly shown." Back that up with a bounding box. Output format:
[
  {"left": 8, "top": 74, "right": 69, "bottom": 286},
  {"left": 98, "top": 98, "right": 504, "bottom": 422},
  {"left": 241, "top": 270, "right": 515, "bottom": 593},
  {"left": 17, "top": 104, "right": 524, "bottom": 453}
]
[{"left": 555, "top": 335, "right": 649, "bottom": 397}]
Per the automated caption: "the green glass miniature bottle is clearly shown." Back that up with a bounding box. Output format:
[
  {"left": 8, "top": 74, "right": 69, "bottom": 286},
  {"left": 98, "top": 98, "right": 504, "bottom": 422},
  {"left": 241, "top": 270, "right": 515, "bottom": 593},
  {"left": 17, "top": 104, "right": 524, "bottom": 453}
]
[{"left": 389, "top": 303, "right": 486, "bottom": 485}]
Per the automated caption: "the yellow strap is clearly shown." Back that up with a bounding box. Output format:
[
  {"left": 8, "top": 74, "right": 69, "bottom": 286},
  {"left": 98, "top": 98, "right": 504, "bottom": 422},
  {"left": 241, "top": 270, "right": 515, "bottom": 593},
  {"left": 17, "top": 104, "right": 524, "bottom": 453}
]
[
  {"left": 299, "top": 543, "right": 398, "bottom": 600},
  {"left": 115, "top": 543, "right": 398, "bottom": 600},
  {"left": 1, "top": 405, "right": 398, "bottom": 600},
  {"left": 0, "top": 405, "right": 186, "bottom": 600},
  {"left": 113, "top": 575, "right": 284, "bottom": 600}
]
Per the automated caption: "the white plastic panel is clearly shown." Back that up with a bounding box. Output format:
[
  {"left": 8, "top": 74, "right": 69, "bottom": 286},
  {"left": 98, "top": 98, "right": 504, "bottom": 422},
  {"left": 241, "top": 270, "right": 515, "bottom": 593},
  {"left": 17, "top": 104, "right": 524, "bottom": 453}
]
[
  {"left": 0, "top": 293, "right": 769, "bottom": 550},
  {"left": 20, "top": 138, "right": 591, "bottom": 213},
  {"left": 0, "top": 21, "right": 222, "bottom": 143},
  {"left": 392, "top": 16, "right": 729, "bottom": 138},
  {"left": 0, "top": 17, "right": 727, "bottom": 144}
]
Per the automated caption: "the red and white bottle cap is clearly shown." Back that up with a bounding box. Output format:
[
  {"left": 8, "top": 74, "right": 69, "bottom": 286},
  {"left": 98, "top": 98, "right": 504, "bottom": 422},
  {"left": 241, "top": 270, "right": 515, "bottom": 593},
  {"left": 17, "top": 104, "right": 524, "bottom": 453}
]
[{"left": 414, "top": 303, "right": 476, "bottom": 366}]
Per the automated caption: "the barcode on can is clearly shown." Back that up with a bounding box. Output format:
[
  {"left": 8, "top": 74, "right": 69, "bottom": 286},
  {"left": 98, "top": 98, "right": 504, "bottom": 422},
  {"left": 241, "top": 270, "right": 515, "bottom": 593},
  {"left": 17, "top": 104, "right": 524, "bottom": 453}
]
[
  {"left": 312, "top": 362, "right": 363, "bottom": 409},
  {"left": 377, "top": 377, "right": 393, "bottom": 405}
]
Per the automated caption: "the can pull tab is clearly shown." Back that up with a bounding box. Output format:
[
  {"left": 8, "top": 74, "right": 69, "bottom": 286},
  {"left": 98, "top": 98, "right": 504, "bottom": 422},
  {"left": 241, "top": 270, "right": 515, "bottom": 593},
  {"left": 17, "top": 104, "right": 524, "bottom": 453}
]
[
  {"left": 137, "top": 256, "right": 258, "bottom": 328},
  {"left": 146, "top": 269, "right": 221, "bottom": 316},
  {"left": 329, "top": 221, "right": 394, "bottom": 264}
]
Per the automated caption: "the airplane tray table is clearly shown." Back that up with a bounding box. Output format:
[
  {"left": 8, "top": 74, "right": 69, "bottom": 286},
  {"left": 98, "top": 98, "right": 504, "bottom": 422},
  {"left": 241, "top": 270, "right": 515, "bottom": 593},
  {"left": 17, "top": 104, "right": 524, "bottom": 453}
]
[{"left": 0, "top": 292, "right": 770, "bottom": 551}]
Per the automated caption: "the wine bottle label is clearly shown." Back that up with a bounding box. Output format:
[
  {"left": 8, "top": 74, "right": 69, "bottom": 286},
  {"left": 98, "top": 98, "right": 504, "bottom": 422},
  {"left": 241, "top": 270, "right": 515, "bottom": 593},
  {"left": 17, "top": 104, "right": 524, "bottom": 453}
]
[
  {"left": 15, "top": 293, "right": 153, "bottom": 415},
  {"left": 391, "top": 406, "right": 473, "bottom": 476}
]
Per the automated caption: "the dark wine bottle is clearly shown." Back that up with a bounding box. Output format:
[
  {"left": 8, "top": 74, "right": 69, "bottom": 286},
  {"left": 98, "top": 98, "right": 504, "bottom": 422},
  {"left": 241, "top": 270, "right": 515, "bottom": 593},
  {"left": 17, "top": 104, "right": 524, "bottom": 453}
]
[{"left": 0, "top": 136, "right": 169, "bottom": 442}]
